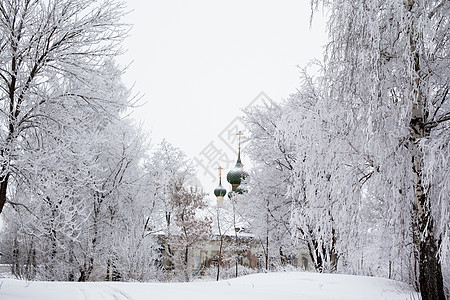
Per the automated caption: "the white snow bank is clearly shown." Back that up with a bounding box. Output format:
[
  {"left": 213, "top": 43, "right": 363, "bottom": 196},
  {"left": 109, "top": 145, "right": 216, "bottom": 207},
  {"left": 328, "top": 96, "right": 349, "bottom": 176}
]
[{"left": 0, "top": 272, "right": 419, "bottom": 300}]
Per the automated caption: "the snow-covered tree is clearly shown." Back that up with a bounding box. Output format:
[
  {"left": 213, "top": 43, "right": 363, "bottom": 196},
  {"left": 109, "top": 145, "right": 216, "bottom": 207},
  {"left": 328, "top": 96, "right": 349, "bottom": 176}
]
[
  {"left": 307, "top": 1, "right": 449, "bottom": 298},
  {"left": 0, "top": 0, "right": 128, "bottom": 215},
  {"left": 210, "top": 204, "right": 233, "bottom": 281},
  {"left": 171, "top": 186, "right": 211, "bottom": 281},
  {"left": 98, "top": 124, "right": 159, "bottom": 282},
  {"left": 0, "top": 0, "right": 165, "bottom": 282},
  {"left": 145, "top": 140, "right": 197, "bottom": 279},
  {"left": 242, "top": 104, "right": 300, "bottom": 271},
  {"left": 1, "top": 106, "right": 157, "bottom": 281},
  {"left": 0, "top": 53, "right": 157, "bottom": 281}
]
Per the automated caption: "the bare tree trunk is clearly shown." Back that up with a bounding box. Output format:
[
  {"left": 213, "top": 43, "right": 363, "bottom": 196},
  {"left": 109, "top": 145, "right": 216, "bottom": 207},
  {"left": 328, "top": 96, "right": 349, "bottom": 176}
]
[
  {"left": 410, "top": 141, "right": 445, "bottom": 299},
  {"left": 106, "top": 259, "right": 111, "bottom": 281},
  {"left": 329, "top": 227, "right": 338, "bottom": 272},
  {"left": 216, "top": 208, "right": 223, "bottom": 281},
  {"left": 265, "top": 234, "right": 269, "bottom": 270},
  {"left": 265, "top": 211, "right": 269, "bottom": 270},
  {"left": 78, "top": 257, "right": 94, "bottom": 282},
  {"left": 79, "top": 194, "right": 102, "bottom": 282},
  {"left": 0, "top": 174, "right": 10, "bottom": 214},
  {"left": 184, "top": 246, "right": 189, "bottom": 281},
  {"left": 232, "top": 197, "right": 239, "bottom": 278},
  {"left": 216, "top": 237, "right": 223, "bottom": 281},
  {"left": 12, "top": 237, "right": 20, "bottom": 278}
]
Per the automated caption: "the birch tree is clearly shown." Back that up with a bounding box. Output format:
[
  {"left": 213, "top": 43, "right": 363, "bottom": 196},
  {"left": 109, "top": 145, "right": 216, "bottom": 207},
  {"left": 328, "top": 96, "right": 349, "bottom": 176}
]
[{"left": 309, "top": 1, "right": 449, "bottom": 298}]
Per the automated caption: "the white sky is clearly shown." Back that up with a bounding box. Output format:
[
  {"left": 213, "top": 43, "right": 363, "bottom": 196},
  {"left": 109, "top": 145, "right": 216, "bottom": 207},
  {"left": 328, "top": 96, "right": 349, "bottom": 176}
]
[{"left": 118, "top": 1, "right": 328, "bottom": 193}]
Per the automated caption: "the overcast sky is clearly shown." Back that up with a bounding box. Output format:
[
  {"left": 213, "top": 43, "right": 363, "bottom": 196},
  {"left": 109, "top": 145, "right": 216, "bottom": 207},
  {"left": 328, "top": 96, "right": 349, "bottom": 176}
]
[{"left": 118, "top": 0, "right": 328, "bottom": 193}]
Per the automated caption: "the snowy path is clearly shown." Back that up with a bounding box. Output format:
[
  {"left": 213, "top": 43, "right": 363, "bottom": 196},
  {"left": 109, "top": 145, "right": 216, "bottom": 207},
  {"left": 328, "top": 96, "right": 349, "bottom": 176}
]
[{"left": 0, "top": 272, "right": 419, "bottom": 300}]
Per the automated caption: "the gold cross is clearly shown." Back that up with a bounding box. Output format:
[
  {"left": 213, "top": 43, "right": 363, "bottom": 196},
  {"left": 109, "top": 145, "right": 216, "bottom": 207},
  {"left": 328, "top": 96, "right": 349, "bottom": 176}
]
[
  {"left": 218, "top": 166, "right": 223, "bottom": 183},
  {"left": 237, "top": 131, "right": 244, "bottom": 150}
]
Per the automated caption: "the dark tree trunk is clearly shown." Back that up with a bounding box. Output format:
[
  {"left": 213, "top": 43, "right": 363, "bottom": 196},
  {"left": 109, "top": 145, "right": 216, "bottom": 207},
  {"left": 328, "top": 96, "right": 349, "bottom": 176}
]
[
  {"left": 216, "top": 237, "right": 223, "bottom": 281},
  {"left": 417, "top": 225, "right": 445, "bottom": 300},
  {"left": 106, "top": 259, "right": 111, "bottom": 281},
  {"left": 410, "top": 144, "right": 445, "bottom": 299},
  {"left": 264, "top": 243, "right": 268, "bottom": 270},
  {"left": 12, "top": 237, "right": 20, "bottom": 278},
  {"left": 78, "top": 193, "right": 102, "bottom": 282},
  {"left": 411, "top": 170, "right": 445, "bottom": 300},
  {"left": 78, "top": 257, "right": 94, "bottom": 282},
  {"left": 279, "top": 247, "right": 286, "bottom": 266},
  {"left": 329, "top": 227, "right": 338, "bottom": 272},
  {"left": 112, "top": 264, "right": 121, "bottom": 281},
  {"left": 184, "top": 246, "right": 189, "bottom": 281},
  {"left": 78, "top": 270, "right": 87, "bottom": 282},
  {"left": 0, "top": 174, "right": 10, "bottom": 214}
]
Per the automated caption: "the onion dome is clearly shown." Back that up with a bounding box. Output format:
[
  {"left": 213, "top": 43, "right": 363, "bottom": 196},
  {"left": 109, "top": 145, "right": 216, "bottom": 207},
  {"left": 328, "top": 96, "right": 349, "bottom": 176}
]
[
  {"left": 214, "top": 183, "right": 227, "bottom": 197},
  {"left": 215, "top": 166, "right": 227, "bottom": 206},
  {"left": 227, "top": 152, "right": 249, "bottom": 192}
]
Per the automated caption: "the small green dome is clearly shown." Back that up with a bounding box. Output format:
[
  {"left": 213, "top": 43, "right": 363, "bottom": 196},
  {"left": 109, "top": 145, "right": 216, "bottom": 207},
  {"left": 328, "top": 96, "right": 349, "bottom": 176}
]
[
  {"left": 227, "top": 157, "right": 249, "bottom": 185},
  {"left": 214, "top": 183, "right": 227, "bottom": 197}
]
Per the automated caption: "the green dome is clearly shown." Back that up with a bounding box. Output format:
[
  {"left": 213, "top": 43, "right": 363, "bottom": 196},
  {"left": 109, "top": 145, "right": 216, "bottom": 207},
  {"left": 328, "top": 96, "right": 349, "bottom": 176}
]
[
  {"left": 227, "top": 157, "right": 249, "bottom": 185},
  {"left": 214, "top": 183, "right": 227, "bottom": 197}
]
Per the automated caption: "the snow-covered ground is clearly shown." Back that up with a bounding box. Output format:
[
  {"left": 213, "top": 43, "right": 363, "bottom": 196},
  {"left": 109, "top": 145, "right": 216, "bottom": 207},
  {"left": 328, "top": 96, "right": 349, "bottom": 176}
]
[{"left": 0, "top": 272, "right": 419, "bottom": 300}]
